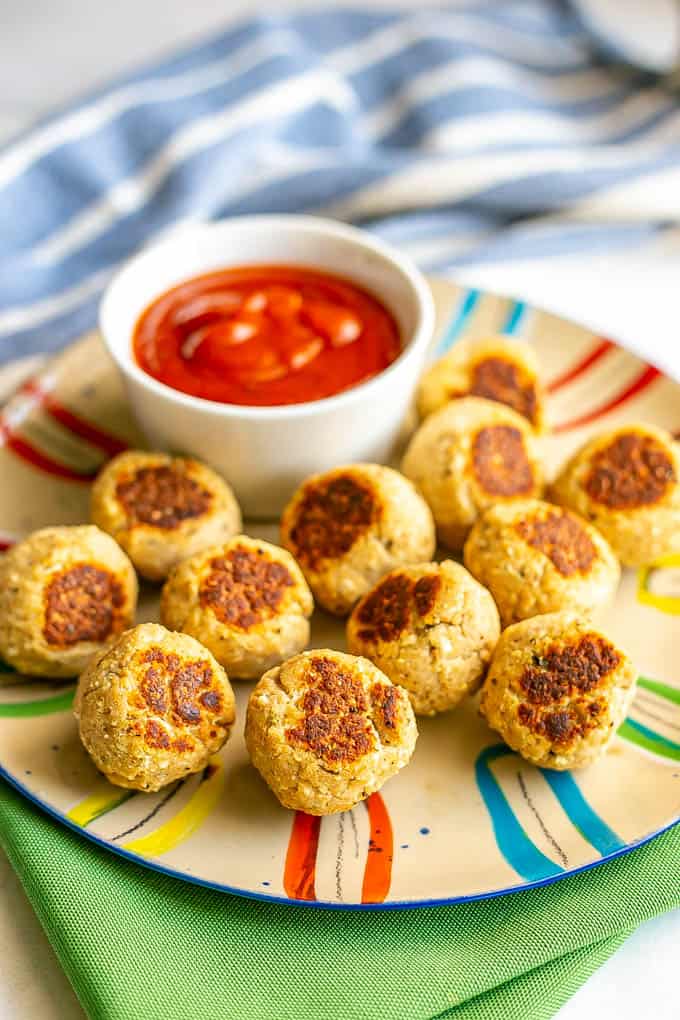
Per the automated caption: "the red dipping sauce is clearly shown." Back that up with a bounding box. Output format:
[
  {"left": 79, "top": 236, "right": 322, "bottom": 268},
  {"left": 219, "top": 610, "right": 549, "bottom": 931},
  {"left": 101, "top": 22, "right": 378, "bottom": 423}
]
[{"left": 133, "top": 265, "right": 401, "bottom": 407}]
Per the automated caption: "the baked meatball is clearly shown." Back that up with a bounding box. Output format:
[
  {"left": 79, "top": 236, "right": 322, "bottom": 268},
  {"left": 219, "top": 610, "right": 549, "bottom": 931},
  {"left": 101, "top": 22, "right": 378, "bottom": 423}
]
[
  {"left": 347, "top": 561, "right": 500, "bottom": 716},
  {"left": 91, "top": 450, "right": 242, "bottom": 581},
  {"left": 160, "top": 536, "right": 313, "bottom": 679},
  {"left": 75, "top": 623, "right": 236, "bottom": 792},
  {"left": 464, "top": 500, "right": 620, "bottom": 627},
  {"left": 551, "top": 424, "right": 680, "bottom": 567},
  {"left": 0, "top": 525, "right": 137, "bottom": 678},
  {"left": 280, "top": 464, "right": 435, "bottom": 616},
  {"left": 245, "top": 649, "right": 417, "bottom": 814},
  {"left": 417, "top": 335, "right": 546, "bottom": 430},
  {"left": 402, "top": 397, "right": 543, "bottom": 551},
  {"left": 479, "top": 612, "right": 636, "bottom": 770}
]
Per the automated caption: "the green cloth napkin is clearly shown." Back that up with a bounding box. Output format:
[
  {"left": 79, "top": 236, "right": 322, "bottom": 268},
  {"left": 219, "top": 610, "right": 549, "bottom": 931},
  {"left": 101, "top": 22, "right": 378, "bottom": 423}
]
[{"left": 0, "top": 781, "right": 677, "bottom": 1020}]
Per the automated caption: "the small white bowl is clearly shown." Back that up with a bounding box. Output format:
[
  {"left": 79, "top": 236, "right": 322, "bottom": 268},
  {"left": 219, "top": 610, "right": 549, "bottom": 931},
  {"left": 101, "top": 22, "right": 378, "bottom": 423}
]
[{"left": 99, "top": 215, "right": 434, "bottom": 518}]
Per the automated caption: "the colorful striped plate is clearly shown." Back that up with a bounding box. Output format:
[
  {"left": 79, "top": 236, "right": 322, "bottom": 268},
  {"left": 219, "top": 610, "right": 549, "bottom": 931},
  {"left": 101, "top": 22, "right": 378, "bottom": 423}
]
[{"left": 0, "top": 279, "right": 678, "bottom": 908}]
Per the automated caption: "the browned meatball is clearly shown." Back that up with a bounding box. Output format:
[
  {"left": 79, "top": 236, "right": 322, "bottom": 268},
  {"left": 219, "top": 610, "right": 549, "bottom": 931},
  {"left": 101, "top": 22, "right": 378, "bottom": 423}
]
[
  {"left": 417, "top": 336, "right": 546, "bottom": 430},
  {"left": 280, "top": 463, "right": 435, "bottom": 615},
  {"left": 161, "top": 536, "right": 313, "bottom": 679},
  {"left": 245, "top": 649, "right": 417, "bottom": 814},
  {"left": 91, "top": 450, "right": 241, "bottom": 580},
  {"left": 0, "top": 525, "right": 137, "bottom": 678},
  {"left": 480, "top": 612, "right": 636, "bottom": 769},
  {"left": 402, "top": 397, "right": 543, "bottom": 550},
  {"left": 75, "top": 623, "right": 236, "bottom": 791},
  {"left": 551, "top": 424, "right": 680, "bottom": 566},
  {"left": 347, "top": 561, "right": 500, "bottom": 715},
  {"left": 464, "top": 500, "right": 620, "bottom": 626}
]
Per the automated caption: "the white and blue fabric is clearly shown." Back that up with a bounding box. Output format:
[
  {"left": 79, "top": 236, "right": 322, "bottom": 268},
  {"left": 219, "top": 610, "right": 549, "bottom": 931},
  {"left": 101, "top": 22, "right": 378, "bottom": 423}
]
[{"left": 2, "top": 1, "right": 680, "bottom": 365}]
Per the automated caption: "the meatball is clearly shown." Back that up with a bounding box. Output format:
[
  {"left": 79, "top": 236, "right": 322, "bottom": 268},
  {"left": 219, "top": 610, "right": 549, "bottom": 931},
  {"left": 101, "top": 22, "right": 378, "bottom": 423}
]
[
  {"left": 75, "top": 623, "right": 236, "bottom": 792},
  {"left": 160, "top": 536, "right": 313, "bottom": 680},
  {"left": 0, "top": 525, "right": 137, "bottom": 678},
  {"left": 550, "top": 424, "right": 680, "bottom": 567},
  {"left": 91, "top": 450, "right": 242, "bottom": 581},
  {"left": 464, "top": 500, "right": 620, "bottom": 627},
  {"left": 401, "top": 397, "right": 543, "bottom": 551},
  {"left": 245, "top": 649, "right": 417, "bottom": 814},
  {"left": 479, "top": 612, "right": 636, "bottom": 770},
  {"left": 417, "top": 335, "right": 546, "bottom": 430},
  {"left": 347, "top": 561, "right": 500, "bottom": 716},
  {"left": 280, "top": 463, "right": 435, "bottom": 616}
]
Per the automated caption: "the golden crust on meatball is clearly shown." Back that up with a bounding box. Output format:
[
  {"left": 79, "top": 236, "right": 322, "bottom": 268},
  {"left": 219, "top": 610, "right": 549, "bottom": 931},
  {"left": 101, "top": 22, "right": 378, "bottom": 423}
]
[
  {"left": 91, "top": 450, "right": 242, "bottom": 581},
  {"left": 463, "top": 500, "right": 620, "bottom": 627},
  {"left": 75, "top": 622, "right": 236, "bottom": 791},
  {"left": 280, "top": 463, "right": 435, "bottom": 616},
  {"left": 479, "top": 612, "right": 636, "bottom": 770},
  {"left": 347, "top": 561, "right": 500, "bottom": 716},
  {"left": 550, "top": 424, "right": 680, "bottom": 567},
  {"left": 160, "top": 535, "right": 313, "bottom": 679},
  {"left": 245, "top": 649, "right": 417, "bottom": 814},
  {"left": 0, "top": 525, "right": 137, "bottom": 678},
  {"left": 401, "top": 397, "right": 543, "bottom": 551},
  {"left": 417, "top": 336, "right": 546, "bottom": 430}
]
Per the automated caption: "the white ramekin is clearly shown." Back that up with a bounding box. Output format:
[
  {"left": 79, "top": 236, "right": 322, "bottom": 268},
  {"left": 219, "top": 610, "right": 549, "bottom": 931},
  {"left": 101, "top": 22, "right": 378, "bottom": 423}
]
[{"left": 99, "top": 215, "right": 434, "bottom": 518}]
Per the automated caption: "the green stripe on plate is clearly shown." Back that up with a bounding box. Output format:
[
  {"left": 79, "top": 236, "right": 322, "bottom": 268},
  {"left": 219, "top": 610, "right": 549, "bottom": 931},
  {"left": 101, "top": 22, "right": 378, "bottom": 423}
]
[
  {"left": 637, "top": 676, "right": 680, "bottom": 706},
  {"left": 618, "top": 718, "right": 680, "bottom": 762},
  {"left": 0, "top": 687, "right": 76, "bottom": 717}
]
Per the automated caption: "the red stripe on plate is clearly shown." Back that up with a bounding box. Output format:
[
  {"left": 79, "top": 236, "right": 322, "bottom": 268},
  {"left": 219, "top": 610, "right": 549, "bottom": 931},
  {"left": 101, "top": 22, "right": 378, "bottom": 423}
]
[
  {"left": 554, "top": 365, "right": 661, "bottom": 433},
  {"left": 0, "top": 422, "right": 96, "bottom": 482},
  {"left": 361, "top": 793, "right": 393, "bottom": 904},
  {"left": 283, "top": 812, "right": 321, "bottom": 901},
  {"left": 546, "top": 339, "right": 614, "bottom": 393},
  {"left": 21, "top": 380, "right": 128, "bottom": 457},
  {"left": 42, "top": 401, "right": 127, "bottom": 457}
]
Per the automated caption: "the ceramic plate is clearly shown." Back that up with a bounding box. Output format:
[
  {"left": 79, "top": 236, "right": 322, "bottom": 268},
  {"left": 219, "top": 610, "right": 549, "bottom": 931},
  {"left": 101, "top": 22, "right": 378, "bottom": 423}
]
[{"left": 0, "top": 280, "right": 678, "bottom": 909}]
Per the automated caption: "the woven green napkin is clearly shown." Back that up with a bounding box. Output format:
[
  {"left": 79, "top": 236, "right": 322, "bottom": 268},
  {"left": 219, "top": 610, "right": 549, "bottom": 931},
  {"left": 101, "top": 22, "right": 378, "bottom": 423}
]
[{"left": 0, "top": 780, "right": 677, "bottom": 1020}]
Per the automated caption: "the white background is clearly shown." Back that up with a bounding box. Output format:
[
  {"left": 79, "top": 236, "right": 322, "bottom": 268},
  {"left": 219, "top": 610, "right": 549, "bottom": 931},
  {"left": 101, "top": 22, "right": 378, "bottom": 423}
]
[{"left": 0, "top": 2, "right": 678, "bottom": 1017}]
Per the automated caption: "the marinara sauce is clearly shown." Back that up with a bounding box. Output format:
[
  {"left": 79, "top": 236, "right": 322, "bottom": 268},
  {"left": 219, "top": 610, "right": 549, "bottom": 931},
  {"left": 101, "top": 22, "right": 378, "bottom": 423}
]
[{"left": 133, "top": 265, "right": 401, "bottom": 406}]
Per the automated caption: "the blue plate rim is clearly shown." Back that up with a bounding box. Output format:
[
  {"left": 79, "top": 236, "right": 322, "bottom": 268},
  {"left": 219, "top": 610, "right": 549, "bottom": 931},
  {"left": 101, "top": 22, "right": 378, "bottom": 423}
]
[{"left": 1, "top": 764, "right": 678, "bottom": 912}]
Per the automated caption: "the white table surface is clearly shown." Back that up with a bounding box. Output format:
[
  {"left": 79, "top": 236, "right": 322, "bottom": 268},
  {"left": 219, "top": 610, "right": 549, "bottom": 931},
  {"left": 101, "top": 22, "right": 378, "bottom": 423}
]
[{"left": 0, "top": 2, "right": 678, "bottom": 1017}]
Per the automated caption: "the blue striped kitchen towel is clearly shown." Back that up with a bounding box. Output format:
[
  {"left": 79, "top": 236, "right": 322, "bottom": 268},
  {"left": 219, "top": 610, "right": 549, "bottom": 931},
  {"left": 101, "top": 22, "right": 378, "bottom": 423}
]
[{"left": 2, "top": 1, "right": 680, "bottom": 364}]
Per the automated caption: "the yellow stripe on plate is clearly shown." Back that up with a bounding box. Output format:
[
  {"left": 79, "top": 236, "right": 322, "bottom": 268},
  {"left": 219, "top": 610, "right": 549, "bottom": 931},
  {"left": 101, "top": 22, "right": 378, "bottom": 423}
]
[
  {"left": 122, "top": 761, "right": 224, "bottom": 857},
  {"left": 67, "top": 784, "right": 132, "bottom": 827},
  {"left": 637, "top": 553, "right": 680, "bottom": 616}
]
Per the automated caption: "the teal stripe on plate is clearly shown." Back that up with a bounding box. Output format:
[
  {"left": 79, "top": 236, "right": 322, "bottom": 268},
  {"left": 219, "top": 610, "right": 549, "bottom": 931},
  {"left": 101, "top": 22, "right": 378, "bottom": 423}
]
[
  {"left": 475, "top": 745, "right": 564, "bottom": 882},
  {"left": 539, "top": 769, "right": 624, "bottom": 856},
  {"left": 437, "top": 288, "right": 481, "bottom": 354},
  {"left": 502, "top": 299, "right": 528, "bottom": 335}
]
